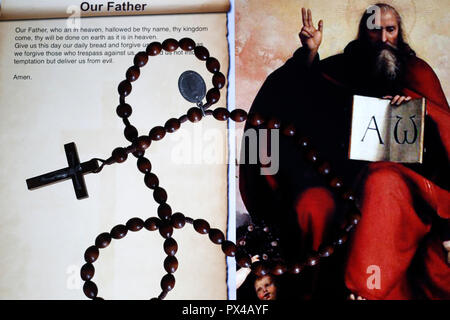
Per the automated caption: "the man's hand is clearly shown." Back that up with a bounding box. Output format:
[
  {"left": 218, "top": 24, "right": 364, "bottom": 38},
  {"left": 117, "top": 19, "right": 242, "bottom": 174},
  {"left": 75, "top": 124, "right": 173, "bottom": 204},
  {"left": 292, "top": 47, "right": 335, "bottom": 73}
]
[
  {"left": 383, "top": 95, "right": 412, "bottom": 106},
  {"left": 299, "top": 8, "right": 323, "bottom": 66}
]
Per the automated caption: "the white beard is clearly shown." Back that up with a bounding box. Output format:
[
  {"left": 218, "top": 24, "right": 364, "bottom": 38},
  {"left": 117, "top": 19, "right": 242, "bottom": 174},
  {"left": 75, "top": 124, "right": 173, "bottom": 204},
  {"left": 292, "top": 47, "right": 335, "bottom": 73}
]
[{"left": 375, "top": 49, "right": 400, "bottom": 81}]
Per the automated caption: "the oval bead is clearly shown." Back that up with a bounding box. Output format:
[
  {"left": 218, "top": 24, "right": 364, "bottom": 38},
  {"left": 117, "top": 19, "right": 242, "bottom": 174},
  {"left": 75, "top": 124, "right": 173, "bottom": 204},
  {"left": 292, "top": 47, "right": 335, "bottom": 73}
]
[
  {"left": 248, "top": 113, "right": 265, "bottom": 127},
  {"left": 146, "top": 42, "right": 162, "bottom": 56},
  {"left": 153, "top": 187, "right": 168, "bottom": 204},
  {"left": 213, "top": 108, "right": 229, "bottom": 121},
  {"left": 164, "top": 256, "right": 178, "bottom": 273},
  {"left": 137, "top": 157, "right": 152, "bottom": 173},
  {"left": 206, "top": 88, "right": 220, "bottom": 105},
  {"left": 126, "top": 217, "right": 144, "bottom": 232},
  {"left": 187, "top": 107, "right": 203, "bottom": 123},
  {"left": 144, "top": 217, "right": 161, "bottom": 231},
  {"left": 164, "top": 118, "right": 181, "bottom": 133},
  {"left": 83, "top": 281, "right": 98, "bottom": 299},
  {"left": 208, "top": 228, "right": 225, "bottom": 244},
  {"left": 206, "top": 57, "right": 220, "bottom": 73},
  {"left": 164, "top": 238, "right": 178, "bottom": 256},
  {"left": 230, "top": 109, "right": 247, "bottom": 122},
  {"left": 193, "top": 219, "right": 210, "bottom": 234},
  {"left": 159, "top": 221, "right": 173, "bottom": 238},
  {"left": 194, "top": 46, "right": 209, "bottom": 60},
  {"left": 162, "top": 38, "right": 179, "bottom": 52},
  {"left": 133, "top": 51, "right": 148, "bottom": 67},
  {"left": 149, "top": 126, "right": 166, "bottom": 141},
  {"left": 136, "top": 136, "right": 151, "bottom": 150},
  {"left": 110, "top": 224, "right": 128, "bottom": 239},
  {"left": 118, "top": 80, "right": 132, "bottom": 97},
  {"left": 95, "top": 233, "right": 111, "bottom": 249},
  {"left": 267, "top": 118, "right": 281, "bottom": 129},
  {"left": 144, "top": 172, "right": 159, "bottom": 189},
  {"left": 212, "top": 72, "right": 226, "bottom": 89},
  {"left": 179, "top": 38, "right": 195, "bottom": 51},
  {"left": 81, "top": 263, "right": 95, "bottom": 281},
  {"left": 158, "top": 203, "right": 172, "bottom": 220},
  {"left": 84, "top": 246, "right": 99, "bottom": 263},
  {"left": 116, "top": 103, "right": 132, "bottom": 118},
  {"left": 236, "top": 253, "right": 252, "bottom": 268},
  {"left": 161, "top": 274, "right": 175, "bottom": 291},
  {"left": 124, "top": 125, "right": 138, "bottom": 142},
  {"left": 126, "top": 66, "right": 140, "bottom": 82},
  {"left": 171, "top": 212, "right": 186, "bottom": 229},
  {"left": 221, "top": 240, "right": 236, "bottom": 257}
]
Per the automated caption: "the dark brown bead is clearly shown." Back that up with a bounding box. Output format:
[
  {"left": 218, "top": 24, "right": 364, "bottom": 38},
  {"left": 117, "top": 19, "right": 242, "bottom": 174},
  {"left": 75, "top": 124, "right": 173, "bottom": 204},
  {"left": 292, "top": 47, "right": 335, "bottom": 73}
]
[
  {"left": 282, "top": 124, "right": 296, "bottom": 137},
  {"left": 118, "top": 80, "right": 132, "bottom": 97},
  {"left": 206, "top": 88, "right": 220, "bottom": 105},
  {"left": 84, "top": 246, "right": 99, "bottom": 263},
  {"left": 252, "top": 261, "right": 268, "bottom": 277},
  {"left": 81, "top": 263, "right": 95, "bottom": 281},
  {"left": 137, "top": 157, "right": 152, "bottom": 173},
  {"left": 334, "top": 232, "right": 348, "bottom": 246},
  {"left": 236, "top": 253, "right": 252, "bottom": 268},
  {"left": 342, "top": 190, "right": 355, "bottom": 201},
  {"left": 110, "top": 224, "right": 128, "bottom": 239},
  {"left": 208, "top": 228, "right": 225, "bottom": 244},
  {"left": 161, "top": 274, "right": 175, "bottom": 291},
  {"left": 116, "top": 103, "right": 132, "bottom": 118},
  {"left": 179, "top": 38, "right": 195, "bottom": 51},
  {"left": 124, "top": 125, "right": 138, "bottom": 142},
  {"left": 132, "top": 149, "right": 145, "bottom": 158},
  {"left": 153, "top": 187, "right": 168, "bottom": 204},
  {"left": 330, "top": 177, "right": 344, "bottom": 189},
  {"left": 213, "top": 108, "right": 229, "bottom": 121},
  {"left": 171, "top": 212, "right": 186, "bottom": 229},
  {"left": 158, "top": 203, "right": 172, "bottom": 220},
  {"left": 267, "top": 118, "right": 281, "bottom": 129},
  {"left": 187, "top": 107, "right": 203, "bottom": 123},
  {"left": 144, "top": 217, "right": 161, "bottom": 231},
  {"left": 112, "top": 147, "right": 128, "bottom": 163},
  {"left": 164, "top": 256, "right": 178, "bottom": 273},
  {"left": 298, "top": 136, "right": 310, "bottom": 148},
  {"left": 136, "top": 136, "right": 151, "bottom": 150},
  {"left": 319, "top": 245, "right": 335, "bottom": 258},
  {"left": 149, "top": 126, "right": 166, "bottom": 141},
  {"left": 133, "top": 51, "right": 148, "bottom": 67},
  {"left": 159, "top": 221, "right": 173, "bottom": 239},
  {"left": 83, "top": 281, "right": 98, "bottom": 299},
  {"left": 306, "top": 149, "right": 320, "bottom": 163},
  {"left": 144, "top": 172, "right": 159, "bottom": 189},
  {"left": 126, "top": 66, "right": 140, "bottom": 82},
  {"left": 126, "top": 217, "right": 144, "bottom": 232},
  {"left": 221, "top": 240, "right": 236, "bottom": 257},
  {"left": 212, "top": 72, "right": 226, "bottom": 89},
  {"left": 230, "top": 109, "right": 248, "bottom": 123},
  {"left": 146, "top": 42, "right": 162, "bottom": 56},
  {"left": 164, "top": 238, "right": 178, "bottom": 256},
  {"left": 306, "top": 253, "right": 320, "bottom": 267},
  {"left": 162, "top": 38, "right": 179, "bottom": 52},
  {"left": 271, "top": 263, "right": 286, "bottom": 276},
  {"left": 95, "top": 233, "right": 111, "bottom": 249},
  {"left": 193, "top": 219, "right": 210, "bottom": 234},
  {"left": 194, "top": 46, "right": 209, "bottom": 60},
  {"left": 248, "top": 113, "right": 265, "bottom": 127},
  {"left": 164, "top": 118, "right": 181, "bottom": 133},
  {"left": 289, "top": 263, "right": 303, "bottom": 274},
  {"left": 347, "top": 211, "right": 361, "bottom": 226},
  {"left": 318, "top": 162, "right": 331, "bottom": 176},
  {"left": 206, "top": 57, "right": 220, "bottom": 73}
]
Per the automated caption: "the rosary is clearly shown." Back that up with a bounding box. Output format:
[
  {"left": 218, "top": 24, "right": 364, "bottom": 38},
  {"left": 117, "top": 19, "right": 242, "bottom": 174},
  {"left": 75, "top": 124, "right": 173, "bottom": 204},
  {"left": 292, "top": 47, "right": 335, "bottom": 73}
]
[{"left": 26, "top": 38, "right": 361, "bottom": 299}]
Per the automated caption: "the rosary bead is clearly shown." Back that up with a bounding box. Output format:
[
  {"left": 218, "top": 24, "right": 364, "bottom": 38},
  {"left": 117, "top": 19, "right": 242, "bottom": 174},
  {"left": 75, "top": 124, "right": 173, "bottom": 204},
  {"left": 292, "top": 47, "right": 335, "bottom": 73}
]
[
  {"left": 118, "top": 80, "right": 132, "bottom": 97},
  {"left": 83, "top": 281, "right": 98, "bottom": 299},
  {"left": 126, "top": 66, "right": 140, "bottom": 82},
  {"left": 282, "top": 124, "right": 296, "bottom": 137},
  {"left": 161, "top": 274, "right": 175, "bottom": 291},
  {"left": 81, "top": 263, "right": 95, "bottom": 281},
  {"left": 179, "top": 38, "right": 196, "bottom": 51},
  {"left": 124, "top": 125, "right": 139, "bottom": 142},
  {"left": 136, "top": 136, "right": 151, "bottom": 151},
  {"left": 187, "top": 107, "right": 203, "bottom": 123},
  {"left": 213, "top": 108, "right": 229, "bottom": 121},
  {"left": 230, "top": 109, "right": 248, "bottom": 123},
  {"left": 164, "top": 238, "right": 178, "bottom": 256},
  {"left": 137, "top": 157, "right": 152, "bottom": 173},
  {"left": 153, "top": 187, "right": 168, "bottom": 204},
  {"left": 330, "top": 177, "right": 344, "bottom": 189},
  {"left": 212, "top": 72, "right": 226, "bottom": 89},
  {"left": 149, "top": 126, "right": 166, "bottom": 141},
  {"left": 306, "top": 253, "right": 320, "bottom": 267},
  {"left": 318, "top": 162, "right": 331, "bottom": 176},
  {"left": 146, "top": 42, "right": 162, "bottom": 56},
  {"left": 132, "top": 149, "right": 145, "bottom": 158},
  {"left": 334, "top": 232, "right": 348, "bottom": 246},
  {"left": 112, "top": 147, "right": 128, "bottom": 163},
  {"left": 252, "top": 261, "right": 268, "bottom": 277},
  {"left": 221, "top": 240, "right": 236, "bottom": 257},
  {"left": 162, "top": 38, "right": 179, "bottom": 52},
  {"left": 236, "top": 253, "right": 252, "bottom": 268},
  {"left": 144, "top": 172, "right": 159, "bottom": 189},
  {"left": 144, "top": 217, "right": 161, "bottom": 231},
  {"left": 164, "top": 118, "right": 181, "bottom": 133},
  {"left": 194, "top": 46, "right": 210, "bottom": 60},
  {"left": 95, "top": 233, "right": 112, "bottom": 249},
  {"left": 319, "top": 245, "right": 335, "bottom": 258},
  {"left": 133, "top": 51, "right": 148, "bottom": 67},
  {"left": 267, "top": 118, "right": 281, "bottom": 129},
  {"left": 126, "top": 217, "right": 144, "bottom": 232},
  {"left": 306, "top": 149, "right": 320, "bottom": 163},
  {"left": 193, "top": 219, "right": 210, "bottom": 234},
  {"left": 206, "top": 88, "right": 220, "bottom": 105},
  {"left": 247, "top": 224, "right": 254, "bottom": 232},
  {"left": 271, "top": 263, "right": 286, "bottom": 276},
  {"left": 158, "top": 203, "right": 172, "bottom": 220},
  {"left": 84, "top": 246, "right": 99, "bottom": 263},
  {"left": 164, "top": 256, "right": 179, "bottom": 273},
  {"left": 289, "top": 263, "right": 303, "bottom": 274},
  {"left": 347, "top": 211, "right": 361, "bottom": 227},
  {"left": 206, "top": 57, "right": 220, "bottom": 73},
  {"left": 116, "top": 103, "right": 132, "bottom": 118},
  {"left": 110, "top": 224, "right": 128, "bottom": 239},
  {"left": 208, "top": 228, "right": 225, "bottom": 244},
  {"left": 248, "top": 113, "right": 265, "bottom": 127},
  {"left": 171, "top": 212, "right": 186, "bottom": 229},
  {"left": 298, "top": 136, "right": 310, "bottom": 149},
  {"left": 342, "top": 190, "right": 355, "bottom": 202},
  {"left": 159, "top": 221, "right": 173, "bottom": 238},
  {"left": 179, "top": 115, "right": 188, "bottom": 123}
]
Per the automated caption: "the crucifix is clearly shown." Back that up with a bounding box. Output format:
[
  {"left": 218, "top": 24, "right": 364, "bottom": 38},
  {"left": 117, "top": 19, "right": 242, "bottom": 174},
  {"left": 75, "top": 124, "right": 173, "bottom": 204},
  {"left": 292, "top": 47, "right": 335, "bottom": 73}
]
[{"left": 26, "top": 142, "right": 99, "bottom": 200}]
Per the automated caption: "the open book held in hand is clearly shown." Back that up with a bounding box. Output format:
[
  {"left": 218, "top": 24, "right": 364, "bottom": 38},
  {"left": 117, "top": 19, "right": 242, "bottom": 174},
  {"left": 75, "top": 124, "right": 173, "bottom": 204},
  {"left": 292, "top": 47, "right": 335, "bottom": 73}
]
[{"left": 349, "top": 95, "right": 426, "bottom": 163}]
